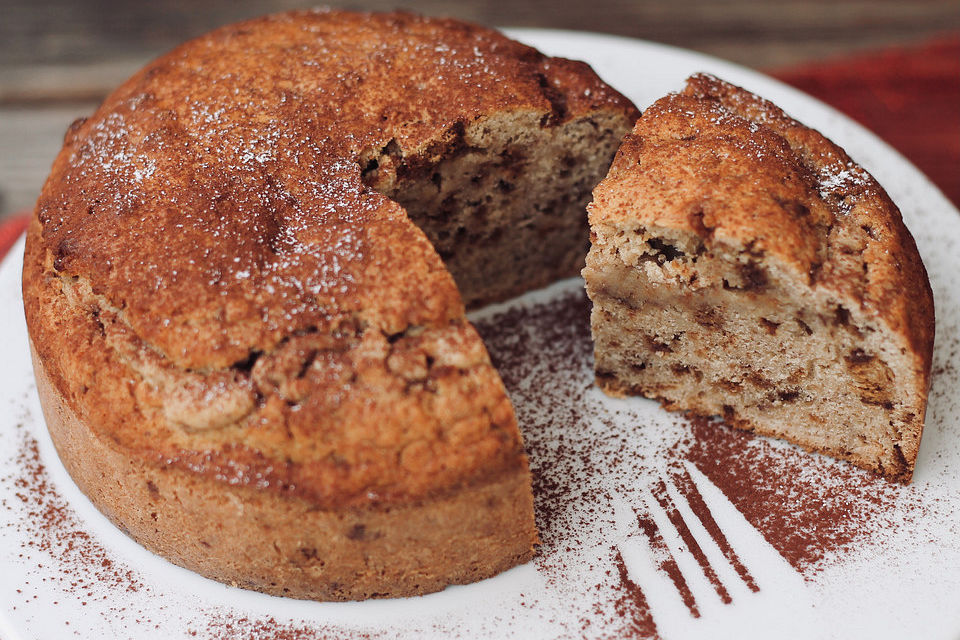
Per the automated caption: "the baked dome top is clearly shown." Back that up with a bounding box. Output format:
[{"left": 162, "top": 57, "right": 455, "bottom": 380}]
[{"left": 27, "top": 10, "right": 637, "bottom": 508}]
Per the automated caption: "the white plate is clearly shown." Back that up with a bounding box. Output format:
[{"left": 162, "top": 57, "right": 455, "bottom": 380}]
[{"left": 2, "top": 29, "right": 959, "bottom": 640}]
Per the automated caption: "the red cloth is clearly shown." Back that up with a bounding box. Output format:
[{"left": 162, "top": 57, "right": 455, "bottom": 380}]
[
  {"left": 1, "top": 33, "right": 958, "bottom": 261},
  {"left": 0, "top": 214, "right": 27, "bottom": 261}
]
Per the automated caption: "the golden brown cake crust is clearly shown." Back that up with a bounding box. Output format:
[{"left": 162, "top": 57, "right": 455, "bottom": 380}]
[
  {"left": 591, "top": 73, "right": 934, "bottom": 397},
  {"left": 22, "top": 10, "right": 637, "bottom": 598}
]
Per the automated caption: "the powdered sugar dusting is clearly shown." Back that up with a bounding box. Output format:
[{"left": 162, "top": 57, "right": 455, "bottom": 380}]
[{"left": 817, "top": 161, "right": 870, "bottom": 202}]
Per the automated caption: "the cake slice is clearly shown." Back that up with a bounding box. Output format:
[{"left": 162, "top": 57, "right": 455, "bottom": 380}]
[{"left": 584, "top": 73, "right": 934, "bottom": 482}]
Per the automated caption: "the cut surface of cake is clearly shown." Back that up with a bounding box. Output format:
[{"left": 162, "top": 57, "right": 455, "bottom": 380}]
[
  {"left": 584, "top": 73, "right": 934, "bottom": 482},
  {"left": 22, "top": 10, "right": 638, "bottom": 601}
]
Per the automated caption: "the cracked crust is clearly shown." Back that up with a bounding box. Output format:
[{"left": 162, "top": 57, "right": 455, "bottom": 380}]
[
  {"left": 22, "top": 10, "right": 638, "bottom": 599},
  {"left": 585, "top": 74, "right": 934, "bottom": 482}
]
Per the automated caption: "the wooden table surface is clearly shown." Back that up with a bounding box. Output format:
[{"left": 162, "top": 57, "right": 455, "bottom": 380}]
[{"left": 2, "top": 0, "right": 959, "bottom": 220}]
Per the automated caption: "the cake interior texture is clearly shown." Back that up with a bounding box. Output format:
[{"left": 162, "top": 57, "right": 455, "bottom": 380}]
[
  {"left": 362, "top": 110, "right": 628, "bottom": 307},
  {"left": 584, "top": 74, "right": 934, "bottom": 483}
]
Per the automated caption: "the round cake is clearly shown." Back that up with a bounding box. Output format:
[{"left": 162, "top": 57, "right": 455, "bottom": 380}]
[{"left": 23, "top": 10, "right": 638, "bottom": 600}]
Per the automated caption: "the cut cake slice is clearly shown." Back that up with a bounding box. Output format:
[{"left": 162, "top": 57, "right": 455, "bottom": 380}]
[{"left": 583, "top": 73, "right": 934, "bottom": 482}]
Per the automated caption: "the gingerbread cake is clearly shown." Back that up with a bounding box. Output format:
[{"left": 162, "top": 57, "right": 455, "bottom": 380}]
[
  {"left": 23, "top": 10, "right": 638, "bottom": 600},
  {"left": 584, "top": 73, "right": 934, "bottom": 482}
]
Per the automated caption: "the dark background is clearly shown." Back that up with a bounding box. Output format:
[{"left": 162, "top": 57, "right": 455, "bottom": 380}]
[{"left": 2, "top": 0, "right": 958, "bottom": 218}]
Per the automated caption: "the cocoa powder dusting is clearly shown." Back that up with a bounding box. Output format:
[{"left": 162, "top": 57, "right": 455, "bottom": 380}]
[
  {"left": 650, "top": 477, "right": 731, "bottom": 605},
  {"left": 1, "top": 413, "right": 158, "bottom": 633},
  {"left": 682, "top": 415, "right": 903, "bottom": 574},
  {"left": 670, "top": 465, "right": 758, "bottom": 592},
  {"left": 633, "top": 511, "right": 699, "bottom": 618},
  {"left": 6, "top": 421, "right": 147, "bottom": 595},
  {"left": 192, "top": 615, "right": 387, "bottom": 640},
  {"left": 610, "top": 548, "right": 659, "bottom": 639}
]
